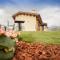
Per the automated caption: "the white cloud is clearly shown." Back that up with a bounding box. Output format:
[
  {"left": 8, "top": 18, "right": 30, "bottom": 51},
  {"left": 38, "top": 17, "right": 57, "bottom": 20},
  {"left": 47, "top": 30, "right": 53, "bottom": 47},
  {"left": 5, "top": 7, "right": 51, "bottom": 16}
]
[
  {"left": 0, "top": 9, "right": 7, "bottom": 26},
  {"left": 0, "top": 9, "right": 14, "bottom": 26},
  {"left": 0, "top": 6, "right": 60, "bottom": 27},
  {"left": 0, "top": 9, "right": 5, "bottom": 15},
  {"left": 39, "top": 7, "right": 60, "bottom": 27}
]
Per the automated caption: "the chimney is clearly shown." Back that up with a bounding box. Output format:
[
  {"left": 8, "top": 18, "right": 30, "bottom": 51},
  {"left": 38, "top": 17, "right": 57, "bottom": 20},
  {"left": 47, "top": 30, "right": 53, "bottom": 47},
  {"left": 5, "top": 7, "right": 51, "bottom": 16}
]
[{"left": 31, "top": 9, "right": 37, "bottom": 13}]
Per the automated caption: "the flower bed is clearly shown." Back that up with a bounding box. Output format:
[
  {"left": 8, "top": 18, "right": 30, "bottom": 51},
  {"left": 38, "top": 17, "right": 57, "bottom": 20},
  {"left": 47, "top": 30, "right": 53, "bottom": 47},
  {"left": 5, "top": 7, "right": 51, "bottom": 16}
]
[{"left": 12, "top": 41, "right": 60, "bottom": 60}]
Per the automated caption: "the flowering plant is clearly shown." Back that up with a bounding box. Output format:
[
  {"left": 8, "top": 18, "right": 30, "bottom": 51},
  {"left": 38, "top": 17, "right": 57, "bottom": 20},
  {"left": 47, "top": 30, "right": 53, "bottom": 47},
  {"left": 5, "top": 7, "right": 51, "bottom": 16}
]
[
  {"left": 0, "top": 28, "right": 17, "bottom": 60},
  {"left": 0, "top": 28, "right": 17, "bottom": 38}
]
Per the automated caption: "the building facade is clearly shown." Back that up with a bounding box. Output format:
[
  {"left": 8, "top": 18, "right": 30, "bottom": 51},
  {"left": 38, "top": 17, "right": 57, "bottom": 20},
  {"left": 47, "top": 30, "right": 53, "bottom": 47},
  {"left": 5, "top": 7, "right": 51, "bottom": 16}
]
[{"left": 12, "top": 11, "right": 47, "bottom": 31}]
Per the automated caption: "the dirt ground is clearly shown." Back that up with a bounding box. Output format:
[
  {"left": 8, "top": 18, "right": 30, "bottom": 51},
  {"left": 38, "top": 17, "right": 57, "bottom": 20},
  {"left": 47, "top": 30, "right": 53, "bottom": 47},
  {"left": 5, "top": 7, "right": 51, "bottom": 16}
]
[{"left": 12, "top": 41, "right": 60, "bottom": 60}]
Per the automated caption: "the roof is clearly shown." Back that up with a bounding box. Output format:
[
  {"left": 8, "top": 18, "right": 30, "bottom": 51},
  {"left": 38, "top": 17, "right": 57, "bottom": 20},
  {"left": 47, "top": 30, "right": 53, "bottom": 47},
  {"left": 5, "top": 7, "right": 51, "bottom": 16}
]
[
  {"left": 12, "top": 11, "right": 43, "bottom": 25},
  {"left": 12, "top": 11, "right": 39, "bottom": 18}
]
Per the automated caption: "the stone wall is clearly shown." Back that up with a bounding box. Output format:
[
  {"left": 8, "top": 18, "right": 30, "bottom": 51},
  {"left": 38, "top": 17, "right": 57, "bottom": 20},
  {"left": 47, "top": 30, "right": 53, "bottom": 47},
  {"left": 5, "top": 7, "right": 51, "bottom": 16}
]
[{"left": 15, "top": 15, "right": 37, "bottom": 31}]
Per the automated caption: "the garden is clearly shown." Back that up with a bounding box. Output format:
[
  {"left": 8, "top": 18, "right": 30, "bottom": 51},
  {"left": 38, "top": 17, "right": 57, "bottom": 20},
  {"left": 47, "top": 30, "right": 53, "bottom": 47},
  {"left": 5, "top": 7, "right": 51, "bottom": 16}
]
[{"left": 0, "top": 29, "right": 60, "bottom": 60}]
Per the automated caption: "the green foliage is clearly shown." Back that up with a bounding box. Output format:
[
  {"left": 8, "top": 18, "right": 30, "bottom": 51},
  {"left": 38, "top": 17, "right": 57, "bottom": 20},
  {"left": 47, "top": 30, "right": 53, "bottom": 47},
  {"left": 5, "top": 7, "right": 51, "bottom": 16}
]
[
  {"left": 0, "top": 50, "right": 14, "bottom": 60},
  {"left": 0, "top": 35, "right": 16, "bottom": 49},
  {"left": 18, "top": 31, "right": 60, "bottom": 44},
  {"left": 0, "top": 35, "right": 16, "bottom": 60}
]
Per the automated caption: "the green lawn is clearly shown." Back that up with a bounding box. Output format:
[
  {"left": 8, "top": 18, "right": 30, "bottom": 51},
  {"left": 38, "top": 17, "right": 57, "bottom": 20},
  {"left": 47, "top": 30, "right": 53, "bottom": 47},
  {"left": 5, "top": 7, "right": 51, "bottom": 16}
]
[{"left": 18, "top": 31, "right": 60, "bottom": 44}]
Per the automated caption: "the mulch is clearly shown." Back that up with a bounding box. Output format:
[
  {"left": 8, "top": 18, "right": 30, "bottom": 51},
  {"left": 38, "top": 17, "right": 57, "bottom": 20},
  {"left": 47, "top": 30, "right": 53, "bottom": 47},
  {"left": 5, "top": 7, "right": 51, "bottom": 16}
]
[{"left": 12, "top": 41, "right": 60, "bottom": 60}]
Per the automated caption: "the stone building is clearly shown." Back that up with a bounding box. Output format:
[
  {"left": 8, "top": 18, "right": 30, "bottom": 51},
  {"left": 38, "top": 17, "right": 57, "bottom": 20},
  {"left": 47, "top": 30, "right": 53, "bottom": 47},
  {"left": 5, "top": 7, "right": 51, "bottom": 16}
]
[{"left": 12, "top": 11, "right": 47, "bottom": 31}]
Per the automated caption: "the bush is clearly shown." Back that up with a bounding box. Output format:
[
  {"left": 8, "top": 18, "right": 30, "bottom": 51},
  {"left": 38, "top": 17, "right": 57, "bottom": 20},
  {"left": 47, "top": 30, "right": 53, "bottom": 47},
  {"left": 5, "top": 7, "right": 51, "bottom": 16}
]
[{"left": 0, "top": 29, "right": 16, "bottom": 60}]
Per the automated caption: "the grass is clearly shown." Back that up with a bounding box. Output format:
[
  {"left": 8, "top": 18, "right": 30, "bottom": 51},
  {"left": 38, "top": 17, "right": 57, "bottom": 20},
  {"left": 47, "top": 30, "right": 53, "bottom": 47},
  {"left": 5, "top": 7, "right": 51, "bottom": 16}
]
[{"left": 18, "top": 31, "right": 60, "bottom": 44}]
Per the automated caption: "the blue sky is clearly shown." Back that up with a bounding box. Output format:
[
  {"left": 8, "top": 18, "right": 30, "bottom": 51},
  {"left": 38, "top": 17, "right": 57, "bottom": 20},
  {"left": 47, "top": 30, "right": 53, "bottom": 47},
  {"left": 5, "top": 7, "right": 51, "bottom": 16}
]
[
  {"left": 0, "top": 0, "right": 60, "bottom": 27},
  {"left": 0, "top": 0, "right": 60, "bottom": 9}
]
